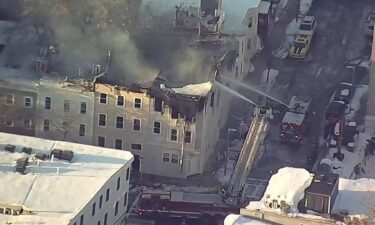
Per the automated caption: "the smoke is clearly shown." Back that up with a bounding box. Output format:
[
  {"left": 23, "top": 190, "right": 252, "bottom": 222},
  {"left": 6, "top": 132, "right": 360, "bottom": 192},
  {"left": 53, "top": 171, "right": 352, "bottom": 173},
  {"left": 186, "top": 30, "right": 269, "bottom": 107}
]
[{"left": 19, "top": 0, "right": 158, "bottom": 84}]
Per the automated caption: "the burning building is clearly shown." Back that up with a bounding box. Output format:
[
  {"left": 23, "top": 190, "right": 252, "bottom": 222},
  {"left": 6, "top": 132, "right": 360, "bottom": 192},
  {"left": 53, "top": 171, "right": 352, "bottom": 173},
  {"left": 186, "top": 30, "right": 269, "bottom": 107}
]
[{"left": 0, "top": 0, "right": 256, "bottom": 178}]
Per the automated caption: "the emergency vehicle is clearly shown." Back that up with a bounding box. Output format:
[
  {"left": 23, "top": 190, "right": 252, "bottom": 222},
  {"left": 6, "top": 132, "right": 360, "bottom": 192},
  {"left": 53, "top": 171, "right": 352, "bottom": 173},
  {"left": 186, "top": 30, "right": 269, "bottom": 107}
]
[
  {"left": 137, "top": 188, "right": 239, "bottom": 223},
  {"left": 279, "top": 96, "right": 314, "bottom": 144}
]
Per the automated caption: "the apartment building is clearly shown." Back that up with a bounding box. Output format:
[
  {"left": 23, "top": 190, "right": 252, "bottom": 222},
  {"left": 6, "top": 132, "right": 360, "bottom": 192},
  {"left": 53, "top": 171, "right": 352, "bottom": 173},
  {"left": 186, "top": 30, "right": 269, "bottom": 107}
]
[{"left": 0, "top": 132, "right": 133, "bottom": 225}]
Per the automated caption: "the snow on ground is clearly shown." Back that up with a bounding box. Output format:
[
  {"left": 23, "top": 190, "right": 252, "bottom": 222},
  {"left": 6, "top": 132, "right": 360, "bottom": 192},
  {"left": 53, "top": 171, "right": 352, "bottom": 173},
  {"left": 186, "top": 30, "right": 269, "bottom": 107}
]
[
  {"left": 0, "top": 132, "right": 133, "bottom": 225},
  {"left": 171, "top": 81, "right": 212, "bottom": 96},
  {"left": 224, "top": 214, "right": 272, "bottom": 225},
  {"left": 285, "top": 19, "right": 301, "bottom": 44},
  {"left": 299, "top": 0, "right": 313, "bottom": 16},
  {"left": 332, "top": 178, "right": 375, "bottom": 219},
  {"left": 261, "top": 69, "right": 279, "bottom": 92},
  {"left": 360, "top": 155, "right": 375, "bottom": 179},
  {"left": 215, "top": 159, "right": 235, "bottom": 183},
  {"left": 247, "top": 167, "right": 313, "bottom": 213},
  {"left": 347, "top": 85, "right": 368, "bottom": 120}
]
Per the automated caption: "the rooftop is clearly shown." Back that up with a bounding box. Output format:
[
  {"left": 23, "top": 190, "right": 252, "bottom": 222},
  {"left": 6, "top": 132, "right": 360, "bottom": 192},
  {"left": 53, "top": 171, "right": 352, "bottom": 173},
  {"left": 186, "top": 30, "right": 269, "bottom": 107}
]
[
  {"left": 305, "top": 173, "right": 339, "bottom": 197},
  {"left": 0, "top": 132, "right": 133, "bottom": 225}
]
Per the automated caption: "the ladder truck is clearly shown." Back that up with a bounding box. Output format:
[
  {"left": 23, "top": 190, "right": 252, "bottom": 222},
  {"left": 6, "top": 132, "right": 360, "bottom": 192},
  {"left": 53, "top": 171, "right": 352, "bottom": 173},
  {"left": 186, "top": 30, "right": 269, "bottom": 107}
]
[{"left": 221, "top": 104, "right": 272, "bottom": 206}]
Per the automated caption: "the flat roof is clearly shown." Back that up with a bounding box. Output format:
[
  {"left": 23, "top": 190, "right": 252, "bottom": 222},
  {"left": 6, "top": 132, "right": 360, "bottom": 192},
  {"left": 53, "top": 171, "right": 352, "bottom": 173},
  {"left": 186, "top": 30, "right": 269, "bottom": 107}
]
[
  {"left": 0, "top": 132, "right": 133, "bottom": 225},
  {"left": 305, "top": 174, "right": 339, "bottom": 197}
]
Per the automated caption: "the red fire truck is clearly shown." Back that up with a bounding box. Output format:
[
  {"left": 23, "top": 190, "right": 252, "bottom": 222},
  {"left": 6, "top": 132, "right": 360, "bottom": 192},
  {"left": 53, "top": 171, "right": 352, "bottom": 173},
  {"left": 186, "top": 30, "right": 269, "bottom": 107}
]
[
  {"left": 137, "top": 188, "right": 240, "bottom": 223},
  {"left": 279, "top": 96, "right": 314, "bottom": 144}
]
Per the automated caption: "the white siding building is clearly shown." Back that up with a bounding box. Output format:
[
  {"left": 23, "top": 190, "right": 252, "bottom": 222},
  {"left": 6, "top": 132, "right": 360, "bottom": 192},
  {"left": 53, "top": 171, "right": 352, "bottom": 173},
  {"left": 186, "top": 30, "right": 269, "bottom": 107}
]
[{"left": 0, "top": 132, "right": 133, "bottom": 225}]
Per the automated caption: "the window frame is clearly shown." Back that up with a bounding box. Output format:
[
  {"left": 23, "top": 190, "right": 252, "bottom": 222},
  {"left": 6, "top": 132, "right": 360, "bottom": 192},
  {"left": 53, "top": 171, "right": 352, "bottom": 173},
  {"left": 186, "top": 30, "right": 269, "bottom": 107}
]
[
  {"left": 63, "top": 100, "right": 70, "bottom": 112},
  {"left": 115, "top": 116, "right": 124, "bottom": 129},
  {"left": 43, "top": 119, "right": 50, "bottom": 131},
  {"left": 80, "top": 102, "right": 87, "bottom": 114},
  {"left": 130, "top": 143, "right": 142, "bottom": 151},
  {"left": 44, "top": 97, "right": 51, "bottom": 110},
  {"left": 153, "top": 121, "right": 161, "bottom": 134},
  {"left": 99, "top": 93, "right": 108, "bottom": 104},
  {"left": 115, "top": 139, "right": 123, "bottom": 150},
  {"left": 171, "top": 154, "right": 179, "bottom": 164},
  {"left": 79, "top": 124, "right": 86, "bottom": 137},
  {"left": 117, "top": 177, "right": 121, "bottom": 190},
  {"left": 184, "top": 131, "right": 192, "bottom": 143},
  {"left": 92, "top": 202, "right": 96, "bottom": 216},
  {"left": 24, "top": 96, "right": 33, "bottom": 108},
  {"left": 4, "top": 94, "right": 14, "bottom": 105},
  {"left": 106, "top": 188, "right": 110, "bottom": 202},
  {"left": 116, "top": 95, "right": 125, "bottom": 107},
  {"left": 98, "top": 136, "right": 106, "bottom": 147},
  {"left": 162, "top": 152, "right": 170, "bottom": 163},
  {"left": 23, "top": 118, "right": 32, "bottom": 129},
  {"left": 98, "top": 113, "right": 107, "bottom": 127},
  {"left": 132, "top": 118, "right": 141, "bottom": 132},
  {"left": 134, "top": 97, "right": 142, "bottom": 109},
  {"left": 114, "top": 201, "right": 119, "bottom": 216},
  {"left": 170, "top": 129, "right": 178, "bottom": 142}
]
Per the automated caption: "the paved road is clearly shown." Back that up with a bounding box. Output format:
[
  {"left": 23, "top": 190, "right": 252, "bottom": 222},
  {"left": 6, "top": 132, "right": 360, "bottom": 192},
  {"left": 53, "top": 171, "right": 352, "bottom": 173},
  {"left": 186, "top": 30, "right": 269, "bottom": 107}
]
[{"left": 230, "top": 0, "right": 374, "bottom": 198}]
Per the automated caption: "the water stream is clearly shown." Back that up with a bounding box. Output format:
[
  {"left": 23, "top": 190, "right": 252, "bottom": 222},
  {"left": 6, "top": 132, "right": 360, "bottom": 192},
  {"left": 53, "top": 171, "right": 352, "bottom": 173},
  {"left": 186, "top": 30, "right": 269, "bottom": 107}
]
[{"left": 214, "top": 81, "right": 257, "bottom": 105}]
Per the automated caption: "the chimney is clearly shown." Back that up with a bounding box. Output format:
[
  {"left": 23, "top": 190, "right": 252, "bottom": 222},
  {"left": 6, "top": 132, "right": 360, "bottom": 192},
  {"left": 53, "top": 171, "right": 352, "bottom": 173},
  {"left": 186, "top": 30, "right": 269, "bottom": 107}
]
[{"left": 366, "top": 26, "right": 375, "bottom": 132}]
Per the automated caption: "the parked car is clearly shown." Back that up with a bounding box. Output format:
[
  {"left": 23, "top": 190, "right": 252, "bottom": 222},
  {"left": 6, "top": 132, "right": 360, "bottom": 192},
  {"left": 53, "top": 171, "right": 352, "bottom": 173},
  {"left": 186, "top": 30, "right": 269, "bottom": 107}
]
[
  {"left": 364, "top": 11, "right": 375, "bottom": 37},
  {"left": 289, "top": 35, "right": 312, "bottom": 58},
  {"left": 343, "top": 121, "right": 359, "bottom": 152},
  {"left": 333, "top": 82, "right": 353, "bottom": 105},
  {"left": 298, "top": 16, "right": 316, "bottom": 36},
  {"left": 325, "top": 100, "right": 346, "bottom": 124}
]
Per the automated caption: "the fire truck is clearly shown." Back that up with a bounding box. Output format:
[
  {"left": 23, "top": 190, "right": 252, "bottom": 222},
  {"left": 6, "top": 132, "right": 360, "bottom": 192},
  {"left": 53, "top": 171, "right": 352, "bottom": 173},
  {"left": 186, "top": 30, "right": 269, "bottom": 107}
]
[
  {"left": 137, "top": 188, "right": 239, "bottom": 223},
  {"left": 279, "top": 96, "right": 314, "bottom": 144}
]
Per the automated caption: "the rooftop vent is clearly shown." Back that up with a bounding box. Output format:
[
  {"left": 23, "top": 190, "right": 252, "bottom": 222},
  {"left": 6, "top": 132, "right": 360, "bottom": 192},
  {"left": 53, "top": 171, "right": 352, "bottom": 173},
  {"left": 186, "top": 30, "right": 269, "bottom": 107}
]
[
  {"left": 51, "top": 149, "right": 74, "bottom": 162},
  {"left": 4, "top": 144, "right": 16, "bottom": 153},
  {"left": 15, "top": 158, "right": 28, "bottom": 174},
  {"left": 35, "top": 153, "right": 48, "bottom": 161}
]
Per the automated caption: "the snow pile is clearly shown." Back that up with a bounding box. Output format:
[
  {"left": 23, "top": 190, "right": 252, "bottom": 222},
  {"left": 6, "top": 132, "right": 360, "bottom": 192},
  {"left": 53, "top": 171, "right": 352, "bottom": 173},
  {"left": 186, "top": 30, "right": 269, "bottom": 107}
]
[
  {"left": 257, "top": 167, "right": 313, "bottom": 213},
  {"left": 299, "top": 0, "right": 313, "bottom": 16},
  {"left": 171, "top": 81, "right": 213, "bottom": 96},
  {"left": 224, "top": 214, "right": 272, "bottom": 225},
  {"left": 332, "top": 178, "right": 375, "bottom": 219},
  {"left": 347, "top": 85, "right": 368, "bottom": 120}
]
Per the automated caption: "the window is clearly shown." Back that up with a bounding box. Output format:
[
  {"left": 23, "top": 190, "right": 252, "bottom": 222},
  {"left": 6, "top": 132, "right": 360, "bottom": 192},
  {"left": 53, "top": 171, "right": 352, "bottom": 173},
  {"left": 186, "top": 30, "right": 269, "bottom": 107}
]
[
  {"left": 248, "top": 16, "right": 253, "bottom": 28},
  {"left": 43, "top": 119, "right": 50, "bottom": 131},
  {"left": 153, "top": 121, "right": 161, "bottom": 134},
  {"left": 117, "top": 95, "right": 124, "bottom": 107},
  {"left": 134, "top": 98, "right": 142, "bottom": 108},
  {"left": 240, "top": 63, "right": 243, "bottom": 76},
  {"left": 79, "top": 124, "right": 85, "bottom": 137},
  {"left": 98, "top": 114, "right": 106, "bottom": 127},
  {"left": 171, "top": 154, "right": 179, "bottom": 164},
  {"left": 106, "top": 188, "right": 110, "bottom": 202},
  {"left": 80, "top": 215, "right": 84, "bottom": 225},
  {"left": 235, "top": 66, "right": 239, "bottom": 78},
  {"left": 115, "top": 139, "right": 123, "bottom": 150},
  {"left": 64, "top": 100, "right": 70, "bottom": 112},
  {"left": 170, "top": 129, "right": 178, "bottom": 141},
  {"left": 80, "top": 102, "right": 86, "bottom": 114},
  {"left": 99, "top": 195, "right": 103, "bottom": 209},
  {"left": 126, "top": 168, "right": 130, "bottom": 181},
  {"left": 104, "top": 213, "right": 108, "bottom": 225},
  {"left": 162, "top": 153, "right": 170, "bottom": 163},
  {"left": 99, "top": 93, "right": 107, "bottom": 104},
  {"left": 5, "top": 94, "right": 14, "bottom": 105},
  {"left": 116, "top": 116, "right": 124, "bottom": 129},
  {"left": 24, "top": 97, "right": 33, "bottom": 108},
  {"left": 44, "top": 97, "right": 51, "bottom": 109},
  {"left": 114, "top": 201, "right": 119, "bottom": 216},
  {"left": 124, "top": 192, "right": 128, "bottom": 207},
  {"left": 131, "top": 144, "right": 142, "bottom": 151},
  {"left": 97, "top": 221, "right": 101, "bottom": 225},
  {"left": 62, "top": 121, "right": 69, "bottom": 129},
  {"left": 247, "top": 38, "right": 251, "bottom": 50},
  {"left": 92, "top": 202, "right": 96, "bottom": 216},
  {"left": 133, "top": 119, "right": 141, "bottom": 131},
  {"left": 98, "top": 136, "right": 105, "bottom": 147},
  {"left": 23, "top": 118, "right": 32, "bottom": 128},
  {"left": 241, "top": 40, "right": 244, "bottom": 53},
  {"left": 184, "top": 131, "right": 192, "bottom": 143},
  {"left": 5, "top": 120, "right": 13, "bottom": 127},
  {"left": 117, "top": 177, "right": 121, "bottom": 190}
]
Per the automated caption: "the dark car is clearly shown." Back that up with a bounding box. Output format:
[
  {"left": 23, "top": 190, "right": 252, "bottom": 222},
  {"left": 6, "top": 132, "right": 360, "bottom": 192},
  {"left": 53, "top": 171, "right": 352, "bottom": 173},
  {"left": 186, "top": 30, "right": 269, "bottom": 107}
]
[
  {"left": 343, "top": 121, "right": 359, "bottom": 152},
  {"left": 333, "top": 82, "right": 353, "bottom": 105},
  {"left": 325, "top": 101, "right": 346, "bottom": 124}
]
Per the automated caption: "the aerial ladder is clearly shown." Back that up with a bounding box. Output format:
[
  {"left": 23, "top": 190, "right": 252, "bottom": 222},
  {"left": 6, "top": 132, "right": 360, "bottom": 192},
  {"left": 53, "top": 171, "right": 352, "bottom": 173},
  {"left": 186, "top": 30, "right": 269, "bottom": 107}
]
[{"left": 222, "top": 104, "right": 273, "bottom": 206}]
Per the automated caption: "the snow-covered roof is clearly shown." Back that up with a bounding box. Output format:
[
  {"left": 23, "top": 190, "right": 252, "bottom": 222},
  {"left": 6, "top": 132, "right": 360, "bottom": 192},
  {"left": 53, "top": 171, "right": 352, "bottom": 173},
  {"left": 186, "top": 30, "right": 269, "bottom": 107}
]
[
  {"left": 171, "top": 81, "right": 212, "bottom": 96},
  {"left": 261, "top": 167, "right": 313, "bottom": 213},
  {"left": 332, "top": 178, "right": 375, "bottom": 217},
  {"left": 224, "top": 214, "right": 272, "bottom": 225},
  {"left": 0, "top": 132, "right": 133, "bottom": 225},
  {"left": 221, "top": 0, "right": 261, "bottom": 35},
  {"left": 282, "top": 112, "right": 305, "bottom": 125}
]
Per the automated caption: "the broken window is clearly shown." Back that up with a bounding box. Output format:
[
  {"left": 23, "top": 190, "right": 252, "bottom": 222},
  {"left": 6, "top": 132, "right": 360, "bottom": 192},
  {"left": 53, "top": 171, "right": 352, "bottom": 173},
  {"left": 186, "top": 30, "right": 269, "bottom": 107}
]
[
  {"left": 153, "top": 121, "right": 161, "bottom": 134},
  {"left": 43, "top": 119, "right": 50, "bottom": 131},
  {"left": 154, "top": 98, "right": 162, "bottom": 112},
  {"left": 162, "top": 153, "right": 170, "bottom": 162},
  {"left": 5, "top": 94, "right": 14, "bottom": 105},
  {"left": 98, "top": 136, "right": 105, "bottom": 147},
  {"left": 79, "top": 124, "right": 85, "bottom": 136},
  {"left": 24, "top": 97, "right": 33, "bottom": 108},
  {"left": 115, "top": 139, "right": 123, "bottom": 150},
  {"left": 134, "top": 98, "right": 142, "bottom": 108},
  {"left": 133, "top": 119, "right": 141, "bottom": 131},
  {"left": 45, "top": 97, "right": 51, "bottom": 109},
  {"left": 185, "top": 131, "right": 192, "bottom": 143},
  {"left": 64, "top": 100, "right": 70, "bottom": 112},
  {"left": 98, "top": 114, "right": 107, "bottom": 127},
  {"left": 131, "top": 144, "right": 142, "bottom": 150},
  {"left": 23, "top": 118, "right": 32, "bottom": 128},
  {"left": 117, "top": 95, "right": 124, "bottom": 107},
  {"left": 170, "top": 129, "right": 178, "bottom": 141},
  {"left": 99, "top": 93, "right": 107, "bottom": 104},
  {"left": 80, "top": 102, "right": 86, "bottom": 114},
  {"left": 116, "top": 116, "right": 124, "bottom": 129},
  {"left": 171, "top": 154, "right": 179, "bottom": 164}
]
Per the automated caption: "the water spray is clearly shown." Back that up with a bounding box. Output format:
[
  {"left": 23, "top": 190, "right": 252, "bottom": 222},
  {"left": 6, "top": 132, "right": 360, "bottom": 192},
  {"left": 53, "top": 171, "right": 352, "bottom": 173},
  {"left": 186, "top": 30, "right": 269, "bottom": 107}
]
[{"left": 214, "top": 81, "right": 257, "bottom": 106}]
